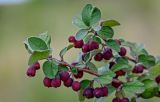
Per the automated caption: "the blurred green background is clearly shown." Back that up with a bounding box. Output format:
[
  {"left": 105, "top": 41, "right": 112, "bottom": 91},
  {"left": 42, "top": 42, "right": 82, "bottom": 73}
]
[{"left": 0, "top": 0, "right": 160, "bottom": 102}]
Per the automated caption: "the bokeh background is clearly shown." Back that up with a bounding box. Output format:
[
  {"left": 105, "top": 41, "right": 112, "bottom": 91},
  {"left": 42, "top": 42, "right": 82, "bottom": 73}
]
[{"left": 0, "top": 0, "right": 160, "bottom": 102}]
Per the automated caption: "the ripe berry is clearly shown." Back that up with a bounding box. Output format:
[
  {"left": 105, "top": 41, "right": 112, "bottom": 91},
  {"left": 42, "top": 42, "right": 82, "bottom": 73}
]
[
  {"left": 115, "top": 70, "right": 126, "bottom": 76},
  {"left": 72, "top": 81, "right": 81, "bottom": 91},
  {"left": 109, "top": 61, "right": 116, "bottom": 69},
  {"left": 59, "top": 71, "right": 70, "bottom": 82},
  {"left": 112, "top": 79, "right": 122, "bottom": 88},
  {"left": 51, "top": 77, "right": 61, "bottom": 88},
  {"left": 93, "top": 87, "right": 103, "bottom": 98},
  {"left": 43, "top": 77, "right": 52, "bottom": 87},
  {"left": 89, "top": 41, "right": 99, "bottom": 50},
  {"left": 82, "top": 44, "right": 90, "bottom": 53},
  {"left": 155, "top": 75, "right": 160, "bottom": 84},
  {"left": 112, "top": 97, "right": 120, "bottom": 102},
  {"left": 83, "top": 88, "right": 94, "bottom": 99},
  {"left": 101, "top": 86, "right": 108, "bottom": 97},
  {"left": 74, "top": 40, "right": 84, "bottom": 48},
  {"left": 32, "top": 62, "right": 40, "bottom": 70},
  {"left": 74, "top": 70, "right": 84, "bottom": 79},
  {"left": 132, "top": 64, "right": 145, "bottom": 73},
  {"left": 103, "top": 48, "right": 113, "bottom": 60},
  {"left": 120, "top": 98, "right": 130, "bottom": 102},
  {"left": 68, "top": 35, "right": 76, "bottom": 43},
  {"left": 94, "top": 53, "right": 103, "bottom": 61},
  {"left": 26, "top": 67, "right": 36, "bottom": 77},
  {"left": 63, "top": 78, "right": 73, "bottom": 87},
  {"left": 119, "top": 47, "right": 127, "bottom": 56}
]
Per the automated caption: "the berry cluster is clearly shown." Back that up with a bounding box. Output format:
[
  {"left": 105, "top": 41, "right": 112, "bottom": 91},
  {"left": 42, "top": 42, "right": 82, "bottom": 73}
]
[
  {"left": 26, "top": 62, "right": 40, "bottom": 77},
  {"left": 112, "top": 97, "right": 129, "bottom": 102}
]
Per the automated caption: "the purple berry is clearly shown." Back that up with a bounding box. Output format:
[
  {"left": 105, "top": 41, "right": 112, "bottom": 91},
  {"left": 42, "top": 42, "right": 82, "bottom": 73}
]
[
  {"left": 112, "top": 98, "right": 120, "bottom": 102},
  {"left": 119, "top": 47, "right": 127, "bottom": 56},
  {"left": 155, "top": 75, "right": 160, "bottom": 84},
  {"left": 101, "top": 86, "right": 108, "bottom": 97},
  {"left": 120, "top": 98, "right": 129, "bottom": 102},
  {"left": 51, "top": 77, "right": 61, "bottom": 88},
  {"left": 83, "top": 88, "right": 94, "bottom": 99},
  {"left": 94, "top": 53, "right": 103, "bottom": 61},
  {"left": 26, "top": 67, "right": 36, "bottom": 77},
  {"left": 103, "top": 48, "right": 113, "bottom": 60},
  {"left": 89, "top": 41, "right": 99, "bottom": 51},
  {"left": 43, "top": 77, "right": 52, "bottom": 87},
  {"left": 63, "top": 78, "right": 73, "bottom": 87},
  {"left": 68, "top": 36, "right": 76, "bottom": 43},
  {"left": 32, "top": 62, "right": 40, "bottom": 70},
  {"left": 74, "top": 70, "right": 84, "bottom": 79},
  {"left": 60, "top": 71, "right": 70, "bottom": 82},
  {"left": 74, "top": 40, "right": 84, "bottom": 48},
  {"left": 93, "top": 87, "right": 103, "bottom": 98},
  {"left": 72, "top": 81, "right": 81, "bottom": 91},
  {"left": 132, "top": 64, "right": 145, "bottom": 73},
  {"left": 112, "top": 79, "right": 122, "bottom": 88},
  {"left": 82, "top": 44, "right": 90, "bottom": 53},
  {"left": 115, "top": 70, "right": 126, "bottom": 76}
]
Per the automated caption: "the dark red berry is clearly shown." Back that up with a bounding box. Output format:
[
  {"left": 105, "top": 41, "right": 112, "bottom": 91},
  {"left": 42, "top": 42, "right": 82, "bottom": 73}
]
[
  {"left": 59, "top": 71, "right": 70, "bottom": 82},
  {"left": 89, "top": 41, "right": 99, "bottom": 51},
  {"left": 101, "top": 86, "right": 108, "bottom": 97},
  {"left": 26, "top": 67, "right": 36, "bottom": 77},
  {"left": 112, "top": 79, "right": 122, "bottom": 88},
  {"left": 155, "top": 75, "right": 160, "bottom": 84},
  {"left": 93, "top": 87, "right": 103, "bottom": 98},
  {"left": 51, "top": 77, "right": 61, "bottom": 88},
  {"left": 94, "top": 53, "right": 103, "bottom": 61},
  {"left": 74, "top": 40, "right": 84, "bottom": 48},
  {"left": 68, "top": 36, "right": 76, "bottom": 43},
  {"left": 132, "top": 64, "right": 145, "bottom": 73},
  {"left": 63, "top": 78, "right": 73, "bottom": 87},
  {"left": 103, "top": 48, "right": 113, "bottom": 60},
  {"left": 82, "top": 44, "right": 90, "bottom": 53},
  {"left": 72, "top": 81, "right": 81, "bottom": 91},
  {"left": 109, "top": 61, "right": 116, "bottom": 69},
  {"left": 32, "top": 62, "right": 40, "bottom": 70},
  {"left": 115, "top": 70, "right": 126, "bottom": 76},
  {"left": 119, "top": 47, "right": 127, "bottom": 56},
  {"left": 112, "top": 97, "right": 120, "bottom": 102},
  {"left": 83, "top": 88, "right": 94, "bottom": 99},
  {"left": 74, "top": 70, "right": 84, "bottom": 79},
  {"left": 43, "top": 77, "right": 52, "bottom": 87},
  {"left": 120, "top": 98, "right": 129, "bottom": 102}
]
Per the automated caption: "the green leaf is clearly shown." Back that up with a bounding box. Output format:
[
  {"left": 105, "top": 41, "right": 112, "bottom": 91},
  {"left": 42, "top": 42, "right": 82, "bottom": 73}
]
[
  {"left": 58, "top": 65, "right": 69, "bottom": 71},
  {"left": 75, "top": 63, "right": 86, "bottom": 69},
  {"left": 59, "top": 44, "right": 74, "bottom": 58},
  {"left": 98, "top": 65, "right": 110, "bottom": 75},
  {"left": 90, "top": 7, "right": 101, "bottom": 26},
  {"left": 101, "top": 20, "right": 120, "bottom": 27},
  {"left": 107, "top": 39, "right": 120, "bottom": 52},
  {"left": 86, "top": 62, "right": 97, "bottom": 72},
  {"left": 72, "top": 16, "right": 88, "bottom": 29},
  {"left": 123, "top": 81, "right": 145, "bottom": 93},
  {"left": 97, "top": 26, "right": 114, "bottom": 40},
  {"left": 142, "top": 79, "right": 157, "bottom": 89},
  {"left": 93, "top": 36, "right": 102, "bottom": 44},
  {"left": 138, "top": 54, "right": 156, "bottom": 68},
  {"left": 83, "top": 34, "right": 93, "bottom": 43},
  {"left": 149, "top": 63, "right": 160, "bottom": 78},
  {"left": 38, "top": 32, "right": 51, "bottom": 48},
  {"left": 28, "top": 50, "right": 50, "bottom": 65},
  {"left": 71, "top": 67, "right": 78, "bottom": 74},
  {"left": 107, "top": 84, "right": 116, "bottom": 95},
  {"left": 78, "top": 89, "right": 85, "bottom": 102},
  {"left": 94, "top": 97, "right": 104, "bottom": 102},
  {"left": 80, "top": 80, "right": 92, "bottom": 89},
  {"left": 42, "top": 60, "right": 59, "bottom": 79},
  {"left": 94, "top": 70, "right": 115, "bottom": 84},
  {"left": 75, "top": 29, "right": 88, "bottom": 40}
]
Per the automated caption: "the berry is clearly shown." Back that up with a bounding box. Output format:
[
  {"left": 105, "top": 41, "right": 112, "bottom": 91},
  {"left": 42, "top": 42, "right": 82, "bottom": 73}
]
[
  {"left": 82, "top": 44, "right": 90, "bottom": 53},
  {"left": 74, "top": 70, "right": 84, "bottom": 79},
  {"left": 112, "top": 79, "right": 122, "bottom": 88},
  {"left": 72, "top": 81, "right": 81, "bottom": 91},
  {"left": 89, "top": 41, "right": 99, "bottom": 50},
  {"left": 93, "top": 87, "right": 103, "bottom": 98},
  {"left": 26, "top": 67, "right": 36, "bottom": 77},
  {"left": 74, "top": 40, "right": 84, "bottom": 48},
  {"left": 83, "top": 88, "right": 94, "bottom": 99},
  {"left": 120, "top": 98, "right": 129, "bottom": 102},
  {"left": 101, "top": 86, "right": 108, "bottom": 97},
  {"left": 119, "top": 47, "right": 127, "bottom": 56},
  {"left": 103, "top": 48, "right": 113, "bottom": 60},
  {"left": 112, "top": 98, "right": 120, "bottom": 102},
  {"left": 43, "top": 77, "right": 52, "bottom": 87},
  {"left": 60, "top": 71, "right": 70, "bottom": 82},
  {"left": 115, "top": 70, "right": 126, "bottom": 76},
  {"left": 51, "top": 77, "right": 61, "bottom": 88},
  {"left": 109, "top": 61, "right": 116, "bottom": 69},
  {"left": 68, "top": 36, "right": 76, "bottom": 43},
  {"left": 63, "top": 78, "right": 73, "bottom": 87},
  {"left": 94, "top": 53, "right": 103, "bottom": 61},
  {"left": 132, "top": 64, "right": 145, "bottom": 73},
  {"left": 32, "top": 62, "right": 40, "bottom": 70},
  {"left": 155, "top": 75, "right": 160, "bottom": 84}
]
